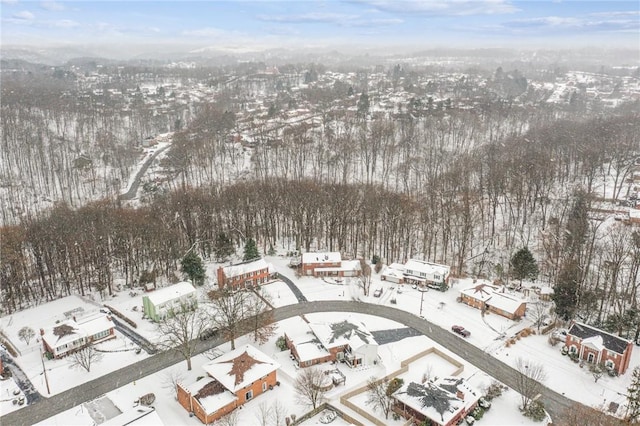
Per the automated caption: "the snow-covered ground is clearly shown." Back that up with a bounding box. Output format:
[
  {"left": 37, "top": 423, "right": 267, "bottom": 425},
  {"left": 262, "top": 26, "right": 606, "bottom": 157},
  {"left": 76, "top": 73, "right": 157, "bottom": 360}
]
[{"left": 2, "top": 252, "right": 638, "bottom": 424}]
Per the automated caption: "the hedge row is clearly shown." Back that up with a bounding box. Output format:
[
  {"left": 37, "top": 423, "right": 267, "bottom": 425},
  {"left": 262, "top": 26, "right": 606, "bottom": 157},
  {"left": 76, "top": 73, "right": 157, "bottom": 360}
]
[{"left": 104, "top": 304, "right": 138, "bottom": 328}]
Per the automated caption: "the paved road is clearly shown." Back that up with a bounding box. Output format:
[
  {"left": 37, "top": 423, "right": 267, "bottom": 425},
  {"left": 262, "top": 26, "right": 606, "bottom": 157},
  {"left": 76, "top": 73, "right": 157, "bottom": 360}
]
[
  {"left": 119, "top": 144, "right": 170, "bottom": 201},
  {"left": 275, "top": 272, "right": 307, "bottom": 302},
  {"left": 1, "top": 301, "right": 579, "bottom": 425}
]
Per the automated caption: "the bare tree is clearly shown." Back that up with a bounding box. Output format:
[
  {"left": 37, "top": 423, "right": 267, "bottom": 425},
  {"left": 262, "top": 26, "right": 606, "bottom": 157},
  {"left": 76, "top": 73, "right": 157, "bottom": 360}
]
[
  {"left": 156, "top": 301, "right": 207, "bottom": 371},
  {"left": 255, "top": 402, "right": 271, "bottom": 426},
  {"left": 270, "top": 400, "right": 286, "bottom": 426},
  {"left": 18, "top": 326, "right": 35, "bottom": 345},
  {"left": 514, "top": 357, "right": 547, "bottom": 411},
  {"left": 68, "top": 345, "right": 103, "bottom": 372},
  {"left": 207, "top": 289, "right": 250, "bottom": 350},
  {"left": 294, "top": 367, "right": 328, "bottom": 410},
  {"left": 528, "top": 302, "right": 549, "bottom": 333},
  {"left": 160, "top": 368, "right": 185, "bottom": 399},
  {"left": 217, "top": 410, "right": 239, "bottom": 426},
  {"left": 365, "top": 376, "right": 404, "bottom": 419},
  {"left": 359, "top": 259, "right": 372, "bottom": 296},
  {"left": 246, "top": 292, "right": 278, "bottom": 345}
]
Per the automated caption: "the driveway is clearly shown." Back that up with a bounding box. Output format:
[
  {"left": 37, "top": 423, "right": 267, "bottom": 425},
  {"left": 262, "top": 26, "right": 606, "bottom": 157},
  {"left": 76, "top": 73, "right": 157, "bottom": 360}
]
[{"left": 1, "top": 301, "right": 581, "bottom": 425}]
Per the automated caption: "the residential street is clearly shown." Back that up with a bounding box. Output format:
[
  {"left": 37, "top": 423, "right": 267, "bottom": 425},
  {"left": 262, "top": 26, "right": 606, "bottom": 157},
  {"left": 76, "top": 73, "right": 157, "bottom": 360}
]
[{"left": 2, "top": 301, "right": 576, "bottom": 425}]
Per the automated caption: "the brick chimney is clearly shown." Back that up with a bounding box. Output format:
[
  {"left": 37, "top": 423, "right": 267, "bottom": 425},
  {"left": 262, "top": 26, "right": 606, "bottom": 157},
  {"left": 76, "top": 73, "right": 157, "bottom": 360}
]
[
  {"left": 40, "top": 328, "right": 45, "bottom": 336},
  {"left": 456, "top": 390, "right": 465, "bottom": 400}
]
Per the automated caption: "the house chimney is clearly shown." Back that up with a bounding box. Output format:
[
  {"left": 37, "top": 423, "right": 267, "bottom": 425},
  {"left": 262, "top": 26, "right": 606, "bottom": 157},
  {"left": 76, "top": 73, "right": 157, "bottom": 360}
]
[
  {"left": 456, "top": 390, "right": 465, "bottom": 400},
  {"left": 40, "top": 328, "right": 45, "bottom": 336},
  {"left": 107, "top": 315, "right": 112, "bottom": 322}
]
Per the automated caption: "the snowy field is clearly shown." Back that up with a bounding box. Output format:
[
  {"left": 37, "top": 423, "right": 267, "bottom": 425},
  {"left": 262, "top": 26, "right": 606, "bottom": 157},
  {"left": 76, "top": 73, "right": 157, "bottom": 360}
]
[{"left": 2, "top": 252, "right": 639, "bottom": 424}]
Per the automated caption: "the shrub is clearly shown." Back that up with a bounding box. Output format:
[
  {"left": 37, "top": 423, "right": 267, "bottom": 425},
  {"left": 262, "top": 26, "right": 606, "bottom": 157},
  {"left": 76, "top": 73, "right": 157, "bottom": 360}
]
[
  {"left": 484, "top": 381, "right": 503, "bottom": 401},
  {"left": 523, "top": 400, "right": 546, "bottom": 422},
  {"left": 276, "top": 336, "right": 288, "bottom": 351}
]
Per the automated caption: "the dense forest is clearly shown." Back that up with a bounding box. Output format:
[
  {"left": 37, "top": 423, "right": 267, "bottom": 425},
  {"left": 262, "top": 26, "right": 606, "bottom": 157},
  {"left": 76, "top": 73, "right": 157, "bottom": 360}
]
[{"left": 1, "top": 60, "right": 640, "bottom": 336}]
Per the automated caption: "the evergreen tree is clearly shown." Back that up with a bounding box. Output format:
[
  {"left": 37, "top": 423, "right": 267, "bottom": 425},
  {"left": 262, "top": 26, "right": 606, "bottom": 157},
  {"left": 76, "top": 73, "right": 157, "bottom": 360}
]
[
  {"left": 627, "top": 367, "right": 640, "bottom": 422},
  {"left": 214, "top": 232, "right": 235, "bottom": 262},
  {"left": 552, "top": 258, "right": 580, "bottom": 321},
  {"left": 181, "top": 251, "right": 206, "bottom": 286},
  {"left": 357, "top": 92, "right": 370, "bottom": 119},
  {"left": 510, "top": 247, "right": 539, "bottom": 283},
  {"left": 243, "top": 238, "right": 259, "bottom": 261}
]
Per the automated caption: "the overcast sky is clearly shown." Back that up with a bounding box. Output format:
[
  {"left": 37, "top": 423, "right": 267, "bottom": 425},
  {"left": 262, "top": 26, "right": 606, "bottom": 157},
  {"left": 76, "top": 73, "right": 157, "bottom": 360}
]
[{"left": 1, "top": 0, "right": 639, "bottom": 52}]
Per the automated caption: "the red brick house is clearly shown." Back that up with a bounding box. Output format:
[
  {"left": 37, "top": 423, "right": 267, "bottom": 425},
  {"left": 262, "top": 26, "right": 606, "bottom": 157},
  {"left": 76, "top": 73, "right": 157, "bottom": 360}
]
[
  {"left": 392, "top": 377, "right": 480, "bottom": 426},
  {"left": 301, "top": 252, "right": 342, "bottom": 276},
  {"left": 565, "top": 321, "right": 633, "bottom": 375},
  {"left": 285, "top": 318, "right": 378, "bottom": 368},
  {"left": 300, "top": 252, "right": 361, "bottom": 277},
  {"left": 217, "top": 258, "right": 270, "bottom": 290},
  {"left": 459, "top": 283, "right": 527, "bottom": 320},
  {"left": 177, "top": 344, "right": 280, "bottom": 424}
]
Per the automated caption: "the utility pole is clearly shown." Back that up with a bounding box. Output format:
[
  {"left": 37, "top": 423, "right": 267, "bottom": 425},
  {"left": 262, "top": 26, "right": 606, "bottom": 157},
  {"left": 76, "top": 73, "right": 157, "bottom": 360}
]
[{"left": 41, "top": 350, "right": 50, "bottom": 395}]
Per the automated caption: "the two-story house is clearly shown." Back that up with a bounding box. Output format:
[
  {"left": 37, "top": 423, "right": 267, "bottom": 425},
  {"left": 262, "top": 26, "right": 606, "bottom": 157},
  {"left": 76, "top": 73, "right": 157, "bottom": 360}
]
[
  {"left": 565, "top": 321, "right": 633, "bottom": 375},
  {"left": 177, "top": 344, "right": 280, "bottom": 424},
  {"left": 286, "top": 318, "right": 378, "bottom": 368},
  {"left": 217, "top": 258, "right": 271, "bottom": 290},
  {"left": 142, "top": 281, "right": 197, "bottom": 322},
  {"left": 300, "top": 252, "right": 361, "bottom": 277},
  {"left": 403, "top": 259, "right": 450, "bottom": 288}
]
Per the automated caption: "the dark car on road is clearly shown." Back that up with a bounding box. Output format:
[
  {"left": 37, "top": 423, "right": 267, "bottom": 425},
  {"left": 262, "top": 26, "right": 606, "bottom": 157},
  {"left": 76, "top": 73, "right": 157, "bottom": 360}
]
[
  {"left": 451, "top": 325, "right": 470, "bottom": 337},
  {"left": 199, "top": 328, "right": 219, "bottom": 341}
]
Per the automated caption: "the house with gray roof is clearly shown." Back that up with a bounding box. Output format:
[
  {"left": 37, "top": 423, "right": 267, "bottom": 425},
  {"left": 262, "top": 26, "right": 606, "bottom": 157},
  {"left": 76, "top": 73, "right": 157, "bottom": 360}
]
[{"left": 565, "top": 321, "right": 633, "bottom": 375}]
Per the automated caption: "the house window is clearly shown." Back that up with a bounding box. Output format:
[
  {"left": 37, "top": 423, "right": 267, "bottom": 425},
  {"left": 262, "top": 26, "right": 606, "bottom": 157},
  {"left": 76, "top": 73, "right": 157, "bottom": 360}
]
[
  {"left": 605, "top": 359, "right": 615, "bottom": 370},
  {"left": 569, "top": 345, "right": 578, "bottom": 354},
  {"left": 262, "top": 382, "right": 267, "bottom": 392},
  {"left": 245, "top": 390, "right": 253, "bottom": 401},
  {"left": 587, "top": 352, "right": 595, "bottom": 363}
]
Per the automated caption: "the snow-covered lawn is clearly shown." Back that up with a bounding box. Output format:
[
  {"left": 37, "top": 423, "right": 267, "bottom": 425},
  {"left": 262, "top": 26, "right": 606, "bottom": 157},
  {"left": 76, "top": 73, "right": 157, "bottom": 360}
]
[
  {"left": 39, "top": 314, "right": 541, "bottom": 426},
  {"left": 4, "top": 252, "right": 639, "bottom": 423},
  {"left": 0, "top": 374, "right": 25, "bottom": 416}
]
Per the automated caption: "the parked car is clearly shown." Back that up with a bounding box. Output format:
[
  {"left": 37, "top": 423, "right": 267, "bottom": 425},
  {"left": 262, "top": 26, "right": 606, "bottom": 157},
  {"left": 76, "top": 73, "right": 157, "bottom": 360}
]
[
  {"left": 199, "top": 328, "right": 219, "bottom": 341},
  {"left": 452, "top": 325, "right": 471, "bottom": 337},
  {"left": 373, "top": 288, "right": 383, "bottom": 297}
]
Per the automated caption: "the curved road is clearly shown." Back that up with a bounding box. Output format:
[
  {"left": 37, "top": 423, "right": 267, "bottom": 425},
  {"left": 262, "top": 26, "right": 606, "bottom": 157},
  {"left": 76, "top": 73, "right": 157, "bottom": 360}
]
[
  {"left": 2, "top": 301, "right": 578, "bottom": 425},
  {"left": 119, "top": 144, "right": 171, "bottom": 201}
]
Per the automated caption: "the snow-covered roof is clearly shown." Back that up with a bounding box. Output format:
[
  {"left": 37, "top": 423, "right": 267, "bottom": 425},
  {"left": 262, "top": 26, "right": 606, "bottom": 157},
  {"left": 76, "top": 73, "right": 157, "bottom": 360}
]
[
  {"left": 145, "top": 282, "right": 196, "bottom": 306},
  {"left": 302, "top": 252, "right": 341, "bottom": 264},
  {"left": 486, "top": 293, "right": 525, "bottom": 315},
  {"left": 102, "top": 406, "right": 164, "bottom": 426},
  {"left": 185, "top": 377, "right": 238, "bottom": 415},
  {"left": 460, "top": 283, "right": 499, "bottom": 302},
  {"left": 404, "top": 259, "right": 450, "bottom": 278},
  {"left": 202, "top": 344, "right": 279, "bottom": 393},
  {"left": 76, "top": 313, "right": 115, "bottom": 337},
  {"left": 222, "top": 258, "right": 269, "bottom": 279},
  {"left": 393, "top": 381, "right": 465, "bottom": 425},
  {"left": 381, "top": 265, "right": 405, "bottom": 280},
  {"left": 568, "top": 321, "right": 630, "bottom": 354},
  {"left": 42, "top": 321, "right": 85, "bottom": 349},
  {"left": 308, "top": 319, "right": 377, "bottom": 351},
  {"left": 287, "top": 325, "right": 331, "bottom": 363},
  {"left": 42, "top": 313, "right": 114, "bottom": 351}
]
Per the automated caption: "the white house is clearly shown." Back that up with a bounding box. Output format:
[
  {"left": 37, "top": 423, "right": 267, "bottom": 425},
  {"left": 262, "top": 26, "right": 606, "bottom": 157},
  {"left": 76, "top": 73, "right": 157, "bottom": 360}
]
[
  {"left": 403, "top": 259, "right": 451, "bottom": 288},
  {"left": 142, "top": 281, "right": 197, "bottom": 321},
  {"left": 381, "top": 263, "right": 407, "bottom": 283}
]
